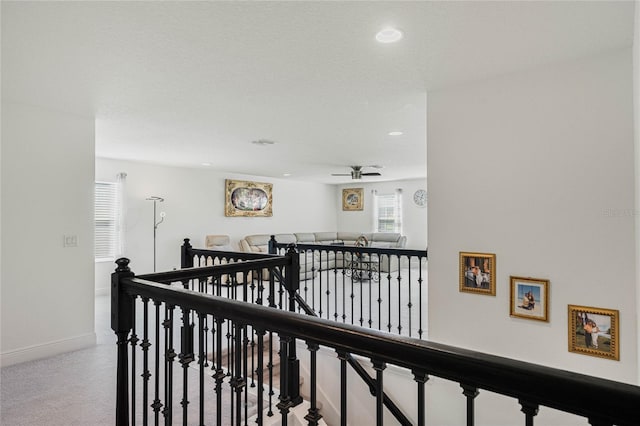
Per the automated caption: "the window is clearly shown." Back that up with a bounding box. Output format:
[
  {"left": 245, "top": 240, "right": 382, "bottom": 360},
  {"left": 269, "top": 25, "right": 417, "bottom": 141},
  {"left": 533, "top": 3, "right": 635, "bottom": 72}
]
[
  {"left": 94, "top": 181, "right": 118, "bottom": 260},
  {"left": 373, "top": 189, "right": 403, "bottom": 233}
]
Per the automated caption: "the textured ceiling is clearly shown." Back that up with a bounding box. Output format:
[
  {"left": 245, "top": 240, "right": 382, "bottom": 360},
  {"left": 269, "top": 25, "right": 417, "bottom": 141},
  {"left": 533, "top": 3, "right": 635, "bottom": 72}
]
[{"left": 1, "top": 1, "right": 634, "bottom": 183}]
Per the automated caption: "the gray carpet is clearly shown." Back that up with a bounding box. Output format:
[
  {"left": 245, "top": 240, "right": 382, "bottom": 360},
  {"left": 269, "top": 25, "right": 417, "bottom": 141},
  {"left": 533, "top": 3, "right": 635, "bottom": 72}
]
[
  {"left": 0, "top": 295, "right": 272, "bottom": 426},
  {"left": 1, "top": 296, "right": 117, "bottom": 426}
]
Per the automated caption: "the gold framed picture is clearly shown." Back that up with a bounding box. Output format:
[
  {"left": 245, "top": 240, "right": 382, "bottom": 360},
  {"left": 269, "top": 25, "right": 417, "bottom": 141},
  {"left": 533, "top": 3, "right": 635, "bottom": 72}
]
[
  {"left": 459, "top": 252, "right": 496, "bottom": 296},
  {"left": 568, "top": 305, "right": 619, "bottom": 360},
  {"left": 509, "top": 276, "right": 549, "bottom": 322},
  {"left": 342, "top": 188, "right": 363, "bottom": 211},
  {"left": 225, "top": 179, "right": 273, "bottom": 217}
]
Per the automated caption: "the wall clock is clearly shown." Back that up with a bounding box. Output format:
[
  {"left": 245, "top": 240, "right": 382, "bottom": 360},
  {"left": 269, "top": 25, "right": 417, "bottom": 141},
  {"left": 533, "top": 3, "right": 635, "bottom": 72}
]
[{"left": 413, "top": 189, "right": 427, "bottom": 207}]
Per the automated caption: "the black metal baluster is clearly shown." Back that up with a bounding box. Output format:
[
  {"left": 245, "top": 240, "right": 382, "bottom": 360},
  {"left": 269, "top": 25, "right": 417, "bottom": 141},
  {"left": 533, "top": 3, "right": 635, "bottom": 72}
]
[
  {"left": 323, "top": 252, "right": 331, "bottom": 320},
  {"left": 377, "top": 264, "right": 382, "bottom": 331},
  {"left": 267, "top": 331, "right": 274, "bottom": 417},
  {"left": 407, "top": 258, "right": 413, "bottom": 338},
  {"left": 213, "top": 318, "right": 225, "bottom": 426},
  {"left": 397, "top": 256, "right": 403, "bottom": 336},
  {"left": 387, "top": 256, "right": 392, "bottom": 333},
  {"left": 141, "top": 297, "right": 151, "bottom": 426},
  {"left": 256, "top": 329, "right": 265, "bottom": 425},
  {"left": 333, "top": 259, "right": 339, "bottom": 322},
  {"left": 179, "top": 305, "right": 194, "bottom": 426},
  {"left": 461, "top": 384, "right": 479, "bottom": 426},
  {"left": 359, "top": 274, "right": 364, "bottom": 327},
  {"left": 304, "top": 342, "right": 322, "bottom": 426},
  {"left": 164, "top": 305, "right": 176, "bottom": 426},
  {"left": 413, "top": 370, "right": 429, "bottom": 426},
  {"left": 341, "top": 252, "right": 347, "bottom": 323},
  {"left": 152, "top": 301, "right": 163, "bottom": 425},
  {"left": 519, "top": 400, "right": 539, "bottom": 426},
  {"left": 277, "top": 334, "right": 292, "bottom": 426},
  {"left": 130, "top": 298, "right": 139, "bottom": 426},
  {"left": 243, "top": 327, "right": 249, "bottom": 426},
  {"left": 250, "top": 327, "right": 256, "bottom": 389},
  {"left": 318, "top": 252, "right": 323, "bottom": 318},
  {"left": 418, "top": 258, "right": 424, "bottom": 339},
  {"left": 372, "top": 360, "right": 386, "bottom": 426},
  {"left": 230, "top": 323, "right": 245, "bottom": 426},
  {"left": 198, "top": 313, "right": 206, "bottom": 426},
  {"left": 350, "top": 262, "right": 355, "bottom": 325}
]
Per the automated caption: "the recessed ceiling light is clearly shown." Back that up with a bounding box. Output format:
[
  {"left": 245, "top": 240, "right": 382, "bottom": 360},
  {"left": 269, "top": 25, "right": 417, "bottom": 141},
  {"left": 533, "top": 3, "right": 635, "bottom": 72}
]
[
  {"left": 376, "top": 27, "right": 403, "bottom": 43},
  {"left": 251, "top": 139, "right": 276, "bottom": 146},
  {"left": 201, "top": 162, "right": 211, "bottom": 166},
  {"left": 388, "top": 131, "right": 403, "bottom": 136},
  {"left": 283, "top": 173, "right": 291, "bottom": 177}
]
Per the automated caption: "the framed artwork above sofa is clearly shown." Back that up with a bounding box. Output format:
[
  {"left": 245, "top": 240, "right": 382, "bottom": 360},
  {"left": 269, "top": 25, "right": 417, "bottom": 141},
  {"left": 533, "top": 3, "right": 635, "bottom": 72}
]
[{"left": 225, "top": 179, "right": 273, "bottom": 217}]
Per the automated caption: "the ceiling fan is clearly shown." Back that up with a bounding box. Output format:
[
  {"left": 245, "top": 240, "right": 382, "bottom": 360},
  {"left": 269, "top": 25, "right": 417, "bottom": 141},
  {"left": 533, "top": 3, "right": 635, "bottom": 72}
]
[{"left": 331, "top": 165, "right": 382, "bottom": 180}]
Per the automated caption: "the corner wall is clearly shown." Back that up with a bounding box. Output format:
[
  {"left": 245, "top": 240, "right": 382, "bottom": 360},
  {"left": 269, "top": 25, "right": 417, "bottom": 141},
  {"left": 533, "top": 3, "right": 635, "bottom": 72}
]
[
  {"left": 95, "top": 158, "right": 338, "bottom": 293},
  {"left": 427, "top": 49, "right": 637, "bottom": 383},
  {"left": 1, "top": 102, "right": 96, "bottom": 366}
]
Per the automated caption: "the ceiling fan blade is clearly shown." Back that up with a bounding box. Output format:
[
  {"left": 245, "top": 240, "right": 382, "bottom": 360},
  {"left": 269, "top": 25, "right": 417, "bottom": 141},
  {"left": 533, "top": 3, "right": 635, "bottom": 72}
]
[
  {"left": 331, "top": 173, "right": 351, "bottom": 176},
  {"left": 362, "top": 172, "right": 381, "bottom": 176}
]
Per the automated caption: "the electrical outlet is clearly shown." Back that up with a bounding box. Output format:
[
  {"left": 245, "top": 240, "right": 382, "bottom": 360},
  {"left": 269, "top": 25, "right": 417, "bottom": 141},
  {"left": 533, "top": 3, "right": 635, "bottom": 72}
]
[{"left": 63, "top": 235, "right": 78, "bottom": 247}]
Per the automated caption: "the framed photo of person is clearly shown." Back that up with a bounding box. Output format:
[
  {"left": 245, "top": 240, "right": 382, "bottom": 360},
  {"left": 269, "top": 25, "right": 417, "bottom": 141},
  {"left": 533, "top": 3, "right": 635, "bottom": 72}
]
[
  {"left": 509, "top": 276, "right": 549, "bottom": 322},
  {"left": 568, "top": 305, "right": 619, "bottom": 360},
  {"left": 459, "top": 252, "right": 496, "bottom": 296}
]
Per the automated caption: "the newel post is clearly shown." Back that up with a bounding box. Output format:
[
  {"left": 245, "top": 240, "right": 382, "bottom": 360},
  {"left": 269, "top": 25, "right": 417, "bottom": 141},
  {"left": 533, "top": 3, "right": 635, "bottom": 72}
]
[
  {"left": 181, "top": 238, "right": 193, "bottom": 269},
  {"left": 284, "top": 244, "right": 302, "bottom": 406},
  {"left": 112, "top": 258, "right": 135, "bottom": 426}
]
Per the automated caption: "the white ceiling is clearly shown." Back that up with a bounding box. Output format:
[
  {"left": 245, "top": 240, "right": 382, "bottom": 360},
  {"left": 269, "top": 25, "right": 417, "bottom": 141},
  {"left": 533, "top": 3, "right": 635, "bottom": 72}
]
[{"left": 2, "top": 1, "right": 634, "bottom": 183}]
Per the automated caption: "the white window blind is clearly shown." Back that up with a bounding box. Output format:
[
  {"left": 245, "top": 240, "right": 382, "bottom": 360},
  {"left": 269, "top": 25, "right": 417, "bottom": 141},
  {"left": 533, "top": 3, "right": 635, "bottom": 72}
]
[
  {"left": 95, "top": 181, "right": 118, "bottom": 260},
  {"left": 373, "top": 189, "right": 403, "bottom": 233}
]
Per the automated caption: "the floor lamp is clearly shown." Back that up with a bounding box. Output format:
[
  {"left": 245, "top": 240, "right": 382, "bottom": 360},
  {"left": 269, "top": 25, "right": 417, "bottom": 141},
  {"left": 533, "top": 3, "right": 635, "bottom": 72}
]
[{"left": 146, "top": 196, "right": 165, "bottom": 272}]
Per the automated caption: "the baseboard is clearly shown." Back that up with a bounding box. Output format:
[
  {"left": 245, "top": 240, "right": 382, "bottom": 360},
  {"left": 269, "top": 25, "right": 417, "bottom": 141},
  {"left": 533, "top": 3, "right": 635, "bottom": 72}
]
[{"left": 1, "top": 332, "right": 97, "bottom": 367}]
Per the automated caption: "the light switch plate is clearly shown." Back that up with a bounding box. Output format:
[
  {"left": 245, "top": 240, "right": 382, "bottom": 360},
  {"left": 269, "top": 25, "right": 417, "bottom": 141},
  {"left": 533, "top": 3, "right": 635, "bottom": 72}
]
[{"left": 63, "top": 235, "right": 78, "bottom": 247}]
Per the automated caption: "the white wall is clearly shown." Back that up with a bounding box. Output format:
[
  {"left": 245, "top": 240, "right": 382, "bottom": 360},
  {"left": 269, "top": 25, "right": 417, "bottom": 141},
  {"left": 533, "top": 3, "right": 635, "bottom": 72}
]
[
  {"left": 336, "top": 178, "right": 428, "bottom": 250},
  {"left": 427, "top": 49, "right": 637, "bottom": 384},
  {"left": 95, "top": 158, "right": 338, "bottom": 292},
  {"left": 1, "top": 102, "right": 96, "bottom": 366}
]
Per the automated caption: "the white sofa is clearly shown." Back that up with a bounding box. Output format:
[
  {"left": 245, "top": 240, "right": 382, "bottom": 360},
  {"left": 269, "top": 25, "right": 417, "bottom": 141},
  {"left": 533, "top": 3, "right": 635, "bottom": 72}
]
[{"left": 239, "top": 232, "right": 407, "bottom": 274}]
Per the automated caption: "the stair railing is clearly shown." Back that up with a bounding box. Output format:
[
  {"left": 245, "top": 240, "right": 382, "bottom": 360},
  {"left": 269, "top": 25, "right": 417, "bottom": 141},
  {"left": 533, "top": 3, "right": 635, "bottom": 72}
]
[{"left": 113, "top": 257, "right": 640, "bottom": 426}]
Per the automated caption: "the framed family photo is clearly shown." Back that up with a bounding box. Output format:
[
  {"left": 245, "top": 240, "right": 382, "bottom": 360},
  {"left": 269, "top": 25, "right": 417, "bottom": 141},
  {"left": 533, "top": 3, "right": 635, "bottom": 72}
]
[
  {"left": 342, "top": 188, "right": 364, "bottom": 211},
  {"left": 459, "top": 252, "right": 496, "bottom": 296},
  {"left": 568, "top": 305, "right": 619, "bottom": 361},
  {"left": 509, "top": 276, "right": 549, "bottom": 322},
  {"left": 225, "top": 179, "right": 273, "bottom": 217}
]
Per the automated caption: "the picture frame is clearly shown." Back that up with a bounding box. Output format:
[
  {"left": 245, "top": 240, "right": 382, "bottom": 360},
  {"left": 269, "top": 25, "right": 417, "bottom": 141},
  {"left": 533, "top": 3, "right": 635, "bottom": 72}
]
[
  {"left": 225, "top": 179, "right": 273, "bottom": 217},
  {"left": 342, "top": 188, "right": 364, "bottom": 211},
  {"left": 509, "top": 276, "right": 549, "bottom": 322},
  {"left": 459, "top": 252, "right": 496, "bottom": 295},
  {"left": 568, "top": 305, "right": 619, "bottom": 360}
]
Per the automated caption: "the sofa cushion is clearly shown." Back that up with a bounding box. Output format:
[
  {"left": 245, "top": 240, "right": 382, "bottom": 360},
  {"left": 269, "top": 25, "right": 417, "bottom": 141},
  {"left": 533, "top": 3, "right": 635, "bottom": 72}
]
[
  {"left": 314, "top": 232, "right": 338, "bottom": 242},
  {"left": 370, "top": 232, "right": 401, "bottom": 243},
  {"left": 337, "top": 232, "right": 371, "bottom": 243},
  {"left": 295, "top": 232, "right": 317, "bottom": 243},
  {"left": 245, "top": 234, "right": 272, "bottom": 247},
  {"left": 370, "top": 241, "right": 393, "bottom": 248}
]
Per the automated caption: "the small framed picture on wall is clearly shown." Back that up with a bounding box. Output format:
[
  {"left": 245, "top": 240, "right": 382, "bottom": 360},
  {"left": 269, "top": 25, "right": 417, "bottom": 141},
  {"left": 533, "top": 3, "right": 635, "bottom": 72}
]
[
  {"left": 342, "top": 188, "right": 364, "bottom": 211},
  {"left": 509, "top": 276, "right": 549, "bottom": 322},
  {"left": 568, "top": 305, "right": 619, "bottom": 361},
  {"left": 459, "top": 252, "right": 496, "bottom": 296}
]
